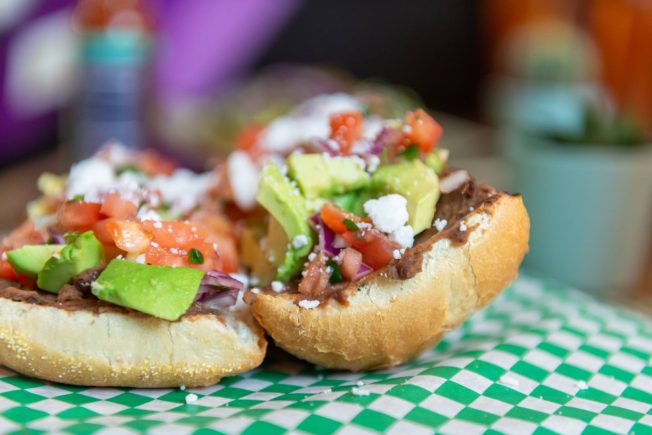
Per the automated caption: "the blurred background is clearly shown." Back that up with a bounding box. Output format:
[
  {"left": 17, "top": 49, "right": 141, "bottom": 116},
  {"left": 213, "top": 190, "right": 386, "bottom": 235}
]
[{"left": 0, "top": 0, "right": 650, "bottom": 299}]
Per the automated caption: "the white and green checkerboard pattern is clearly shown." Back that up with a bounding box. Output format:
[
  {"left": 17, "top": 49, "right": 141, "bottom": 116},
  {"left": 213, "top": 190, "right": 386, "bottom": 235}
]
[{"left": 0, "top": 274, "right": 651, "bottom": 434}]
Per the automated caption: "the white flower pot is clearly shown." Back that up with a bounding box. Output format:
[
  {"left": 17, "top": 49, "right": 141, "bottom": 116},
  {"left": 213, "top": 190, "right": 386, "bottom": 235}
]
[{"left": 504, "top": 131, "right": 652, "bottom": 295}]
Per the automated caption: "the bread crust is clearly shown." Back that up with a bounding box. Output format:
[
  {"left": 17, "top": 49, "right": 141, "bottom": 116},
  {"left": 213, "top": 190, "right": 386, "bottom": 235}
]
[
  {"left": 249, "top": 193, "right": 530, "bottom": 370},
  {"left": 0, "top": 300, "right": 266, "bottom": 387}
]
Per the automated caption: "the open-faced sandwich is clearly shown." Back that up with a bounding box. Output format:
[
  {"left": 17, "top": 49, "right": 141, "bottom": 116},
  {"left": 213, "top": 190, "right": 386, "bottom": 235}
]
[
  {"left": 221, "top": 93, "right": 530, "bottom": 371},
  {"left": 0, "top": 145, "right": 265, "bottom": 387}
]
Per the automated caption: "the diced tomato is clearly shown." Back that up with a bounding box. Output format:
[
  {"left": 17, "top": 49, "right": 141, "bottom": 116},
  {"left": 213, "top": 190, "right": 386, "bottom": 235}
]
[
  {"left": 106, "top": 220, "right": 151, "bottom": 253},
  {"left": 404, "top": 109, "right": 442, "bottom": 154},
  {"left": 141, "top": 221, "right": 207, "bottom": 250},
  {"left": 139, "top": 150, "right": 177, "bottom": 176},
  {"left": 102, "top": 244, "right": 124, "bottom": 261},
  {"left": 3, "top": 220, "right": 46, "bottom": 248},
  {"left": 190, "top": 212, "right": 240, "bottom": 273},
  {"left": 100, "top": 193, "right": 138, "bottom": 219},
  {"left": 210, "top": 234, "right": 238, "bottom": 273},
  {"left": 235, "top": 123, "right": 264, "bottom": 154},
  {"left": 144, "top": 241, "right": 221, "bottom": 272},
  {"left": 0, "top": 258, "right": 18, "bottom": 281},
  {"left": 342, "top": 229, "right": 397, "bottom": 269},
  {"left": 93, "top": 219, "right": 115, "bottom": 244},
  {"left": 57, "top": 201, "right": 102, "bottom": 232},
  {"left": 320, "top": 203, "right": 368, "bottom": 235},
  {"left": 330, "top": 111, "right": 363, "bottom": 155},
  {"left": 144, "top": 245, "right": 188, "bottom": 268}
]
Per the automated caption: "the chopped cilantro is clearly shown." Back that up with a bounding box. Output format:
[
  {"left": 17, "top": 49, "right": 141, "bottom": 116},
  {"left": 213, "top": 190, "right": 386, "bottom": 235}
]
[
  {"left": 188, "top": 248, "right": 204, "bottom": 264},
  {"left": 71, "top": 194, "right": 85, "bottom": 202},
  {"left": 398, "top": 144, "right": 420, "bottom": 160},
  {"left": 116, "top": 164, "right": 141, "bottom": 176},
  {"left": 342, "top": 218, "right": 360, "bottom": 232},
  {"left": 326, "top": 259, "right": 344, "bottom": 284},
  {"left": 64, "top": 232, "right": 79, "bottom": 244}
]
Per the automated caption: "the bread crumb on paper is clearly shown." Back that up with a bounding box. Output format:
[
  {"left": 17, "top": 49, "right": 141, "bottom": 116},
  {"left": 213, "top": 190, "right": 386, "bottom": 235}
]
[
  {"left": 351, "top": 387, "right": 370, "bottom": 397},
  {"left": 498, "top": 374, "right": 519, "bottom": 389}
]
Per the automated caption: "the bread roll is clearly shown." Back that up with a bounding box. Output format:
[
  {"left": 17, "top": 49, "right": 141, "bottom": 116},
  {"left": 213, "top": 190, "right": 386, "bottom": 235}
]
[{"left": 249, "top": 193, "right": 529, "bottom": 370}]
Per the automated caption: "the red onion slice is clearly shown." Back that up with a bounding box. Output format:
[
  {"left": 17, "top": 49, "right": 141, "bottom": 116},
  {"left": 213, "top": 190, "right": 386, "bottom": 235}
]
[
  {"left": 440, "top": 170, "right": 470, "bottom": 194},
  {"left": 195, "top": 271, "right": 243, "bottom": 308},
  {"left": 369, "top": 127, "right": 403, "bottom": 156},
  {"left": 354, "top": 262, "right": 373, "bottom": 280},
  {"left": 310, "top": 213, "right": 341, "bottom": 257},
  {"left": 47, "top": 228, "right": 66, "bottom": 245}
]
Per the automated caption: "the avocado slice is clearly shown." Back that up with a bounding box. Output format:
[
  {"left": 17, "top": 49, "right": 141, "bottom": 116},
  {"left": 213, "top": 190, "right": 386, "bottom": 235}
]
[
  {"left": 257, "top": 163, "right": 313, "bottom": 281},
  {"left": 287, "top": 154, "right": 369, "bottom": 199},
  {"left": 371, "top": 160, "right": 440, "bottom": 234},
  {"left": 37, "top": 231, "right": 104, "bottom": 293},
  {"left": 425, "top": 148, "right": 449, "bottom": 174},
  {"left": 6, "top": 244, "right": 65, "bottom": 278},
  {"left": 92, "top": 259, "right": 204, "bottom": 321}
]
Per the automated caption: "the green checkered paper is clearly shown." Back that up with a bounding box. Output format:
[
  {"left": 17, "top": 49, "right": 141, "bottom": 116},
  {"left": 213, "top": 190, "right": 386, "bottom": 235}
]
[{"left": 0, "top": 274, "right": 651, "bottom": 434}]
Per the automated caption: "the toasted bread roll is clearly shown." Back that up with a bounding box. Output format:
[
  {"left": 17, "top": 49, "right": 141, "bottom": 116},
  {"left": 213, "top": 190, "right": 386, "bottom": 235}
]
[
  {"left": 249, "top": 193, "right": 529, "bottom": 370},
  {"left": 0, "top": 301, "right": 266, "bottom": 388}
]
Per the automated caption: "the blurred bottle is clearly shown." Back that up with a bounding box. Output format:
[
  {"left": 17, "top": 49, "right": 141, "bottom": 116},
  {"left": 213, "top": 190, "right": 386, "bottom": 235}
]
[{"left": 72, "top": 0, "right": 153, "bottom": 159}]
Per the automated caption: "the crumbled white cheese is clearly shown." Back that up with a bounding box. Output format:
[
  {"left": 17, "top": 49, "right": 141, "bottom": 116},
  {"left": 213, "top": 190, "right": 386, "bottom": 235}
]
[
  {"left": 298, "top": 299, "right": 320, "bottom": 309},
  {"left": 402, "top": 124, "right": 413, "bottom": 134},
  {"left": 227, "top": 151, "right": 259, "bottom": 210},
  {"left": 363, "top": 194, "right": 409, "bottom": 233},
  {"left": 433, "top": 218, "right": 447, "bottom": 231},
  {"left": 392, "top": 249, "right": 401, "bottom": 260},
  {"left": 499, "top": 374, "right": 519, "bottom": 389},
  {"left": 250, "top": 288, "right": 261, "bottom": 294},
  {"left": 390, "top": 225, "right": 414, "bottom": 249},
  {"left": 179, "top": 385, "right": 186, "bottom": 391},
  {"left": 153, "top": 221, "right": 163, "bottom": 229},
  {"left": 366, "top": 155, "right": 380, "bottom": 173},
  {"left": 0, "top": 253, "right": 6, "bottom": 261},
  {"left": 137, "top": 209, "right": 162, "bottom": 221},
  {"left": 576, "top": 380, "right": 588, "bottom": 391},
  {"left": 271, "top": 281, "right": 284, "bottom": 293},
  {"left": 134, "top": 254, "right": 146, "bottom": 264},
  {"left": 149, "top": 169, "right": 214, "bottom": 214},
  {"left": 102, "top": 142, "right": 131, "bottom": 165},
  {"left": 459, "top": 221, "right": 467, "bottom": 232},
  {"left": 66, "top": 157, "right": 116, "bottom": 203},
  {"left": 184, "top": 393, "right": 198, "bottom": 404},
  {"left": 356, "top": 380, "right": 364, "bottom": 387},
  {"left": 308, "top": 252, "right": 317, "bottom": 261},
  {"left": 292, "top": 234, "right": 309, "bottom": 249},
  {"left": 351, "top": 387, "right": 370, "bottom": 397},
  {"left": 259, "top": 93, "right": 362, "bottom": 153},
  {"left": 362, "top": 116, "right": 385, "bottom": 140}
]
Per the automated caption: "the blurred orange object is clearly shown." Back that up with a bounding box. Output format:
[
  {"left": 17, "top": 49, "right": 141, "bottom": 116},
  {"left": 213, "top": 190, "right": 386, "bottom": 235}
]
[
  {"left": 76, "top": 0, "right": 152, "bottom": 31},
  {"left": 590, "top": 0, "right": 652, "bottom": 130},
  {"left": 485, "top": 0, "right": 652, "bottom": 130}
]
